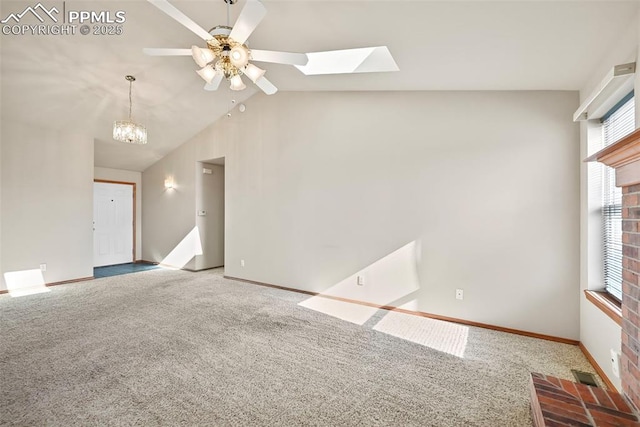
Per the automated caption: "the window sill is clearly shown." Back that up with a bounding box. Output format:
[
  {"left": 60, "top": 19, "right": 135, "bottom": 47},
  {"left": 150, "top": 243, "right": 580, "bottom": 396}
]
[{"left": 584, "top": 290, "right": 622, "bottom": 326}]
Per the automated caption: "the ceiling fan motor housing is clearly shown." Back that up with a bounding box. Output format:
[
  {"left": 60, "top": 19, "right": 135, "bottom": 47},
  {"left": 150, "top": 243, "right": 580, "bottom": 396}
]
[{"left": 208, "top": 25, "right": 232, "bottom": 38}]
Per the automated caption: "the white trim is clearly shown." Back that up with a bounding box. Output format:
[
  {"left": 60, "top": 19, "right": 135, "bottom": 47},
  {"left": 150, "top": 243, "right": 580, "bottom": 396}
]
[{"left": 573, "top": 63, "right": 636, "bottom": 122}]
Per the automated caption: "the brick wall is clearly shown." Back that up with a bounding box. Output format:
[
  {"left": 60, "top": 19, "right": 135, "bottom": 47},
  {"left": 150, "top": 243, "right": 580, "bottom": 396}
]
[{"left": 622, "top": 183, "right": 640, "bottom": 410}]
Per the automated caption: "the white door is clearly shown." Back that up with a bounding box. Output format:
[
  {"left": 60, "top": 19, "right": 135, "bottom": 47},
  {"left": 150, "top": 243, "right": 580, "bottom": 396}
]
[{"left": 93, "top": 182, "right": 134, "bottom": 267}]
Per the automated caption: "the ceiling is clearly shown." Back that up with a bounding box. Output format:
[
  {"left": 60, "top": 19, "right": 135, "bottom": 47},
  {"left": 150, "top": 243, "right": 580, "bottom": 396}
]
[{"left": 1, "top": 0, "right": 638, "bottom": 172}]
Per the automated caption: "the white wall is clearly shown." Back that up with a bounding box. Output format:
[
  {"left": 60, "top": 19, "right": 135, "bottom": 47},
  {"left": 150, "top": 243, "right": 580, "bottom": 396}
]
[
  {"left": 578, "top": 10, "right": 640, "bottom": 391},
  {"left": 143, "top": 90, "right": 580, "bottom": 340},
  {"left": 0, "top": 98, "right": 3, "bottom": 291},
  {"left": 579, "top": 9, "right": 638, "bottom": 112},
  {"left": 142, "top": 142, "right": 198, "bottom": 269},
  {"left": 94, "top": 167, "right": 143, "bottom": 260},
  {"left": 0, "top": 121, "right": 94, "bottom": 291}
]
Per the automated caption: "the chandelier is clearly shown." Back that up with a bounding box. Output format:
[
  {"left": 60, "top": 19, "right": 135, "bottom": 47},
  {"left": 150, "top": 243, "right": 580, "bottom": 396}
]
[
  {"left": 113, "top": 75, "right": 147, "bottom": 145},
  {"left": 191, "top": 25, "right": 265, "bottom": 91}
]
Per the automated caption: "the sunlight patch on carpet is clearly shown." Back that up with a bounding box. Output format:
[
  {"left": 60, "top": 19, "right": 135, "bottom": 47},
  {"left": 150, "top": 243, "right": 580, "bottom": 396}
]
[
  {"left": 373, "top": 311, "right": 468, "bottom": 358},
  {"left": 298, "top": 296, "right": 379, "bottom": 325}
]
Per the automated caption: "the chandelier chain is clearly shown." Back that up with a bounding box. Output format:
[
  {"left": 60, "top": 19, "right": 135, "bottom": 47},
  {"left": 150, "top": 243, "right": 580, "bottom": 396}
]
[{"left": 128, "top": 79, "right": 133, "bottom": 120}]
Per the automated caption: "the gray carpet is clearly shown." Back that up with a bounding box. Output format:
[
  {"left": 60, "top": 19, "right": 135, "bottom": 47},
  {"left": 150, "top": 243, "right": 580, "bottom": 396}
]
[{"left": 0, "top": 268, "right": 599, "bottom": 426}]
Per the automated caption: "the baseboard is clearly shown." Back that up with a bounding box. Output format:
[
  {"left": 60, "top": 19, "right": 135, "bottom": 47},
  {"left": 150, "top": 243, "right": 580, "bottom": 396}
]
[
  {"left": 223, "top": 275, "right": 579, "bottom": 345},
  {"left": 579, "top": 342, "right": 617, "bottom": 391},
  {"left": 171, "top": 265, "right": 223, "bottom": 272},
  {"left": 0, "top": 276, "right": 94, "bottom": 295},
  {"left": 226, "top": 276, "right": 317, "bottom": 296},
  {"left": 189, "top": 265, "right": 223, "bottom": 272},
  {"left": 135, "top": 260, "right": 159, "bottom": 265},
  {"left": 46, "top": 276, "right": 94, "bottom": 287}
]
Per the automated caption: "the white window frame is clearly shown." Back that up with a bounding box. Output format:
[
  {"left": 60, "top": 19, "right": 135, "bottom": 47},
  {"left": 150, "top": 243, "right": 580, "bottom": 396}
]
[{"left": 600, "top": 93, "right": 634, "bottom": 301}]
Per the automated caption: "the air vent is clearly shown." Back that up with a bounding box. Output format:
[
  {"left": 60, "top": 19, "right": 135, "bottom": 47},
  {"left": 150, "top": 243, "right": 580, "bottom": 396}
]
[{"left": 571, "top": 369, "right": 599, "bottom": 387}]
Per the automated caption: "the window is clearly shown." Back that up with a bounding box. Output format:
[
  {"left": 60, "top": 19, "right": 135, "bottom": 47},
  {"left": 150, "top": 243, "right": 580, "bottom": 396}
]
[{"left": 601, "top": 93, "right": 635, "bottom": 301}]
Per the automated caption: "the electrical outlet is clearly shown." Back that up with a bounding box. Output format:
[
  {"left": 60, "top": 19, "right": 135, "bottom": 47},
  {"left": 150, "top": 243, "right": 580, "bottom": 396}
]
[
  {"left": 455, "top": 289, "right": 463, "bottom": 300},
  {"left": 357, "top": 275, "right": 364, "bottom": 286},
  {"left": 611, "top": 349, "right": 621, "bottom": 377},
  {"left": 240, "top": 259, "right": 245, "bottom": 267},
  {"left": 40, "top": 263, "right": 46, "bottom": 272}
]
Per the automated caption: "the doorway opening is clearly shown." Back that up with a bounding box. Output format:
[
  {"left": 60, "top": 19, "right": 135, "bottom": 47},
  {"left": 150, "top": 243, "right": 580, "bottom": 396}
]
[
  {"left": 195, "top": 158, "right": 225, "bottom": 272},
  {"left": 93, "top": 180, "right": 136, "bottom": 268}
]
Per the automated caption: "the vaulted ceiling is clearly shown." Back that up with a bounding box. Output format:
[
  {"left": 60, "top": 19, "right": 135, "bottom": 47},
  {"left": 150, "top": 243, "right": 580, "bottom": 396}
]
[{"left": 1, "top": 0, "right": 638, "bottom": 171}]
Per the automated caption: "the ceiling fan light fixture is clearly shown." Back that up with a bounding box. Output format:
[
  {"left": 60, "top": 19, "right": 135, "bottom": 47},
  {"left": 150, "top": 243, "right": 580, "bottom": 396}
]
[
  {"left": 191, "top": 45, "right": 215, "bottom": 67},
  {"left": 243, "top": 63, "right": 265, "bottom": 83},
  {"left": 196, "top": 65, "right": 217, "bottom": 83},
  {"left": 229, "top": 45, "right": 250, "bottom": 68},
  {"left": 229, "top": 74, "right": 246, "bottom": 91}
]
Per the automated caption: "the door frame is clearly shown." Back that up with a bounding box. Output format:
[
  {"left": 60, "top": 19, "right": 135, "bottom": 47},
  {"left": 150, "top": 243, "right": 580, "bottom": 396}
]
[{"left": 93, "top": 179, "right": 137, "bottom": 262}]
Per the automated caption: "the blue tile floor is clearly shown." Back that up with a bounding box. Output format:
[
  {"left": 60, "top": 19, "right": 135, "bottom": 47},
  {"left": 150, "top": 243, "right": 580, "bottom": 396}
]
[{"left": 94, "top": 263, "right": 160, "bottom": 279}]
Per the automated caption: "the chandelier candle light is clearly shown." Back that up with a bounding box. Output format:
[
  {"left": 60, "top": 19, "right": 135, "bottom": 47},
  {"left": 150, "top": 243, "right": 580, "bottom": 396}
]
[{"left": 113, "top": 75, "right": 148, "bottom": 145}]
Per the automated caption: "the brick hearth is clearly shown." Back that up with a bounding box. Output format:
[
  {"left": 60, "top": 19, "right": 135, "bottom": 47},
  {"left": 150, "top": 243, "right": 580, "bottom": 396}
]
[{"left": 530, "top": 373, "right": 640, "bottom": 426}]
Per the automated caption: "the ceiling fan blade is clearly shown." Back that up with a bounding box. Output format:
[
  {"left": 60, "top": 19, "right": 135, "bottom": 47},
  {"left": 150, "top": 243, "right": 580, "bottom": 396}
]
[
  {"left": 254, "top": 76, "right": 277, "bottom": 95},
  {"left": 295, "top": 46, "right": 399, "bottom": 75},
  {"left": 228, "top": 0, "right": 267, "bottom": 45},
  {"left": 147, "top": 0, "right": 217, "bottom": 44},
  {"left": 204, "top": 74, "right": 224, "bottom": 91},
  {"left": 250, "top": 50, "right": 308, "bottom": 66},
  {"left": 143, "top": 48, "right": 192, "bottom": 56}
]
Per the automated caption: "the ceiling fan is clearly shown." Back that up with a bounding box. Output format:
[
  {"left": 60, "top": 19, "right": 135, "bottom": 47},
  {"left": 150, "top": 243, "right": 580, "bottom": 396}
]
[{"left": 143, "top": 0, "right": 399, "bottom": 95}]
